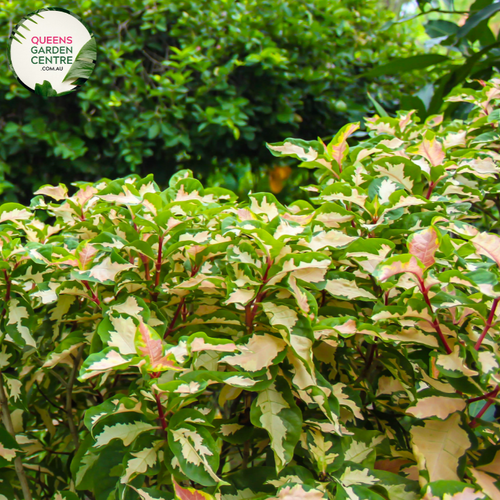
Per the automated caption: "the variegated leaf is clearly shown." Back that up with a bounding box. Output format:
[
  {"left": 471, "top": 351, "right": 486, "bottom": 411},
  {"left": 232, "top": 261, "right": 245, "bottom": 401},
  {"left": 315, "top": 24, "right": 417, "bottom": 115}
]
[{"left": 250, "top": 377, "right": 302, "bottom": 470}]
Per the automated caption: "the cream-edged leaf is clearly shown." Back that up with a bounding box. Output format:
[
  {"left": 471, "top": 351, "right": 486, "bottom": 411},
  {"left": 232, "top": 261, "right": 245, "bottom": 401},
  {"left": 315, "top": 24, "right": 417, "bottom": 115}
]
[
  {"left": 410, "top": 413, "right": 471, "bottom": 482},
  {"left": 87, "top": 257, "right": 134, "bottom": 283},
  {"left": 120, "top": 446, "right": 158, "bottom": 484},
  {"left": 472, "top": 232, "right": 500, "bottom": 268},
  {"left": 94, "top": 421, "right": 156, "bottom": 447},
  {"left": 224, "top": 334, "right": 286, "bottom": 371}
]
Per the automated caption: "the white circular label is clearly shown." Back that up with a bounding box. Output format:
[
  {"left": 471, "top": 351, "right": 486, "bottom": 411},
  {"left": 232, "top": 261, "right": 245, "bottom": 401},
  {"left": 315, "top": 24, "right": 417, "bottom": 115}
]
[{"left": 8, "top": 8, "right": 96, "bottom": 97}]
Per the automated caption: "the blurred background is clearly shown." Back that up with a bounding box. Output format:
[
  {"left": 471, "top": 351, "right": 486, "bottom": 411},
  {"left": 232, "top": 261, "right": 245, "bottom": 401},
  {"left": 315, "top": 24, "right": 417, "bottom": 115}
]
[{"left": 1, "top": 0, "right": 498, "bottom": 203}]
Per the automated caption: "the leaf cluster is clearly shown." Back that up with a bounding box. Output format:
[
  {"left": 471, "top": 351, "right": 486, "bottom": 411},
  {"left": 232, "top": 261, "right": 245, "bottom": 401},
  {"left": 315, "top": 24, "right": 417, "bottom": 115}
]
[
  {"left": 368, "top": 0, "right": 500, "bottom": 119},
  {"left": 3, "top": 79, "right": 500, "bottom": 499},
  {"left": 0, "top": 0, "right": 424, "bottom": 202}
]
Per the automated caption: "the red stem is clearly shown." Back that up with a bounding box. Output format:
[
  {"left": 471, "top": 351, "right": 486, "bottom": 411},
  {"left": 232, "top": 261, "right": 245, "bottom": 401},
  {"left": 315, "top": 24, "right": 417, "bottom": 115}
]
[
  {"left": 362, "top": 343, "right": 377, "bottom": 378},
  {"left": 469, "top": 386, "right": 499, "bottom": 428},
  {"left": 155, "top": 392, "right": 168, "bottom": 439},
  {"left": 164, "top": 297, "right": 185, "bottom": 339},
  {"left": 425, "top": 181, "right": 436, "bottom": 200},
  {"left": 82, "top": 280, "right": 101, "bottom": 306},
  {"left": 467, "top": 386, "right": 499, "bottom": 404},
  {"left": 141, "top": 255, "right": 150, "bottom": 281},
  {"left": 245, "top": 304, "right": 253, "bottom": 331},
  {"left": 246, "top": 258, "right": 272, "bottom": 335},
  {"left": 475, "top": 298, "right": 499, "bottom": 351},
  {"left": 417, "top": 277, "right": 452, "bottom": 354}
]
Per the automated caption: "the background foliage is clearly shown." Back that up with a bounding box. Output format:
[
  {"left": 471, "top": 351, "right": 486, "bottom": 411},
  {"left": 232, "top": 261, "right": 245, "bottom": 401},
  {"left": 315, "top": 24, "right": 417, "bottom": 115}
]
[
  {"left": 0, "top": 0, "right": 424, "bottom": 202},
  {"left": 369, "top": 0, "right": 500, "bottom": 119},
  {"left": 1, "top": 78, "right": 500, "bottom": 499}
]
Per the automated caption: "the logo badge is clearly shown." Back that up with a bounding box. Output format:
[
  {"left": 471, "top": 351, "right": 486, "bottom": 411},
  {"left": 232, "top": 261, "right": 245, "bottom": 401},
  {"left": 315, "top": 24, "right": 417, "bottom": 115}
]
[{"left": 8, "top": 8, "right": 96, "bottom": 97}]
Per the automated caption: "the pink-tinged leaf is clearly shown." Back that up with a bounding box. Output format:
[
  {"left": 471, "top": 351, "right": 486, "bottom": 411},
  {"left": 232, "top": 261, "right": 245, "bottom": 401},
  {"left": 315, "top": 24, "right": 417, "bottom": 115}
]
[
  {"left": 0, "top": 204, "right": 32, "bottom": 223},
  {"left": 274, "top": 484, "right": 325, "bottom": 499},
  {"left": 78, "top": 243, "right": 98, "bottom": 270},
  {"left": 399, "top": 110, "right": 416, "bottom": 132},
  {"left": 173, "top": 480, "right": 214, "bottom": 500},
  {"left": 408, "top": 227, "right": 439, "bottom": 269},
  {"left": 135, "top": 322, "right": 182, "bottom": 372},
  {"left": 34, "top": 183, "right": 68, "bottom": 201},
  {"left": 470, "top": 469, "right": 500, "bottom": 500},
  {"left": 472, "top": 232, "right": 500, "bottom": 267},
  {"left": 237, "top": 208, "right": 254, "bottom": 221},
  {"left": 417, "top": 137, "right": 445, "bottom": 167},
  {"left": 373, "top": 254, "right": 425, "bottom": 282},
  {"left": 327, "top": 122, "right": 360, "bottom": 170},
  {"left": 74, "top": 185, "right": 98, "bottom": 206}
]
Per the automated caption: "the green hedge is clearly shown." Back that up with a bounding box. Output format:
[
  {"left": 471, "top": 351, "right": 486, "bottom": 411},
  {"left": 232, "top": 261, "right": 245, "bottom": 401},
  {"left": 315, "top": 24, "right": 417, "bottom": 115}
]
[{"left": 0, "top": 0, "right": 423, "bottom": 201}]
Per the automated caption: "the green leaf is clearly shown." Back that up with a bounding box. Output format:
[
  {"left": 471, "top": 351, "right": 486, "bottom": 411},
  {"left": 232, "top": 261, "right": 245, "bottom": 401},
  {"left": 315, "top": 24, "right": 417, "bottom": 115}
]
[
  {"left": 367, "top": 93, "right": 388, "bottom": 117},
  {"left": 362, "top": 55, "right": 448, "bottom": 77},
  {"left": 34, "top": 80, "right": 58, "bottom": 97},
  {"left": 425, "top": 20, "right": 459, "bottom": 39},
  {"left": 456, "top": 2, "right": 500, "bottom": 39},
  {"left": 62, "top": 37, "right": 97, "bottom": 83}
]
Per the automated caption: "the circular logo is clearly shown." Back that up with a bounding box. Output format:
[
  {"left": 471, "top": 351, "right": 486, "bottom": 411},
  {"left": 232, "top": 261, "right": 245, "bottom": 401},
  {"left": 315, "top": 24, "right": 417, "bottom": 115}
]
[{"left": 8, "top": 8, "right": 96, "bottom": 97}]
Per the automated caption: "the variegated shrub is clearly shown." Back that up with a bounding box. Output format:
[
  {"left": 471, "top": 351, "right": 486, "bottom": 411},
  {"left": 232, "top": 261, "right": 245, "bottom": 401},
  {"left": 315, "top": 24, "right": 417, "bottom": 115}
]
[{"left": 2, "top": 80, "right": 500, "bottom": 500}]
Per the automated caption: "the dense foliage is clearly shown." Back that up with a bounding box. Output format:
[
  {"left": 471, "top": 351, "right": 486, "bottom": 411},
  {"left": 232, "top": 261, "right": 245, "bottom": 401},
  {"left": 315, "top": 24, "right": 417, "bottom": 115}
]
[
  {"left": 0, "top": 0, "right": 423, "bottom": 202},
  {"left": 1, "top": 78, "right": 500, "bottom": 499},
  {"left": 368, "top": 0, "right": 500, "bottom": 118}
]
